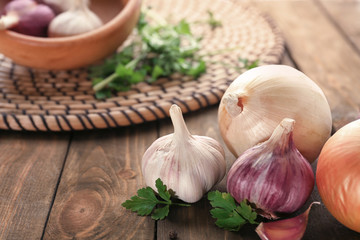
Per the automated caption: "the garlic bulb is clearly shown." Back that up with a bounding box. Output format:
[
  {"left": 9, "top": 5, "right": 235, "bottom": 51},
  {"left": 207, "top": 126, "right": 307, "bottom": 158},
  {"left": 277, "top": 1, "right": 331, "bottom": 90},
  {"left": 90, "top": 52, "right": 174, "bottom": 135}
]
[
  {"left": 227, "top": 118, "right": 315, "bottom": 219},
  {"left": 256, "top": 202, "right": 320, "bottom": 240},
  {"left": 141, "top": 104, "right": 226, "bottom": 203},
  {"left": 48, "top": 0, "right": 103, "bottom": 37},
  {"left": 218, "top": 65, "right": 332, "bottom": 163}
]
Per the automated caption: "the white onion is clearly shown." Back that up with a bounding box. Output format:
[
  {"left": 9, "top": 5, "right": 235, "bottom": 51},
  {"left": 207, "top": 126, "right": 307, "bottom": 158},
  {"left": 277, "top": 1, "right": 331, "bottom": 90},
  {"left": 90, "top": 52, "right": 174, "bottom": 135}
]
[{"left": 218, "top": 65, "right": 332, "bottom": 163}]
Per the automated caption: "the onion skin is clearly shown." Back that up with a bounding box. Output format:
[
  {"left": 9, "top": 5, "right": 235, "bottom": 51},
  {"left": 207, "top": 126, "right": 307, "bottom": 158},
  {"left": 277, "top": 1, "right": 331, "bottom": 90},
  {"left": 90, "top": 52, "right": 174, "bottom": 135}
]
[
  {"left": 316, "top": 119, "right": 360, "bottom": 233},
  {"left": 1, "top": 0, "right": 55, "bottom": 37},
  {"left": 218, "top": 65, "right": 332, "bottom": 163}
]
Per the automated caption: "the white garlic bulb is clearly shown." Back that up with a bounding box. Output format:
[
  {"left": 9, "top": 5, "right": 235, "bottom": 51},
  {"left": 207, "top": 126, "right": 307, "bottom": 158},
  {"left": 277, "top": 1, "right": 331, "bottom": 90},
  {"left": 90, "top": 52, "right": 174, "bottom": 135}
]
[
  {"left": 48, "top": 0, "right": 103, "bottom": 37},
  {"left": 218, "top": 65, "right": 332, "bottom": 163},
  {"left": 142, "top": 104, "right": 226, "bottom": 203}
]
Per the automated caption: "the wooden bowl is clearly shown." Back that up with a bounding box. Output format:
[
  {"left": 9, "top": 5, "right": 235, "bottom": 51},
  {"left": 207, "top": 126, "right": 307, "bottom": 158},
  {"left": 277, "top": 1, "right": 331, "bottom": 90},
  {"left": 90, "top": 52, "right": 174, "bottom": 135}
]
[{"left": 0, "top": 0, "right": 141, "bottom": 70}]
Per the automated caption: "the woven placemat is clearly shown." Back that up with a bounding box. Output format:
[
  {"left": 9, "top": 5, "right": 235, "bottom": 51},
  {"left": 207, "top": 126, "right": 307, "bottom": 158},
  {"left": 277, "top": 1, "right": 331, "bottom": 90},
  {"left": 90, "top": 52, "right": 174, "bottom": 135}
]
[{"left": 0, "top": 0, "right": 284, "bottom": 131}]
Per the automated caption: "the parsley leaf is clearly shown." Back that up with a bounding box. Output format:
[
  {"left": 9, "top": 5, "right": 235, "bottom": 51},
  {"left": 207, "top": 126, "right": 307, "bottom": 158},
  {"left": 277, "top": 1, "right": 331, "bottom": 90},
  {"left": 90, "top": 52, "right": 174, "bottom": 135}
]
[
  {"left": 122, "top": 187, "right": 158, "bottom": 216},
  {"left": 155, "top": 178, "right": 171, "bottom": 203},
  {"left": 122, "top": 178, "right": 190, "bottom": 220},
  {"left": 152, "top": 205, "right": 170, "bottom": 220},
  {"left": 208, "top": 190, "right": 258, "bottom": 231}
]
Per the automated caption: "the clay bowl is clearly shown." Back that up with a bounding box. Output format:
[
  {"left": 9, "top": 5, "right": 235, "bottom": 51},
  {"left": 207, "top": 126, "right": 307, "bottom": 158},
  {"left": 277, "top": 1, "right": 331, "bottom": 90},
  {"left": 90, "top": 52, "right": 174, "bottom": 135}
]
[{"left": 0, "top": 0, "right": 141, "bottom": 70}]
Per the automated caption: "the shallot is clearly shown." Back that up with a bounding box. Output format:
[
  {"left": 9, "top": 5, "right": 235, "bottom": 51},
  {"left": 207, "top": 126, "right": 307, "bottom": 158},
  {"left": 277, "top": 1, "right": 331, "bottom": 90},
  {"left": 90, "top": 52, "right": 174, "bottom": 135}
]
[{"left": 0, "top": 0, "right": 55, "bottom": 37}]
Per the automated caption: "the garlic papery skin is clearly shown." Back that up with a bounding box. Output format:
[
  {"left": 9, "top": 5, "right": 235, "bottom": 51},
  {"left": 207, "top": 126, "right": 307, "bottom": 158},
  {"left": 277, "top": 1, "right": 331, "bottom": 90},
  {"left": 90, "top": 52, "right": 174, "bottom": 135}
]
[
  {"left": 141, "top": 104, "right": 226, "bottom": 203},
  {"left": 48, "top": 0, "right": 103, "bottom": 37},
  {"left": 226, "top": 118, "right": 315, "bottom": 219},
  {"left": 218, "top": 65, "right": 332, "bottom": 163},
  {"left": 256, "top": 202, "right": 320, "bottom": 240}
]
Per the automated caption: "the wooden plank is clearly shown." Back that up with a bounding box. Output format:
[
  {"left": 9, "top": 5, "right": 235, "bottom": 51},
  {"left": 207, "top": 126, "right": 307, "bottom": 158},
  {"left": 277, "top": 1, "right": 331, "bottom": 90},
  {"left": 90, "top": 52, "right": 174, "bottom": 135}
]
[
  {"left": 255, "top": 0, "right": 360, "bottom": 130},
  {"left": 0, "top": 132, "right": 70, "bottom": 240},
  {"left": 316, "top": 0, "right": 360, "bottom": 53},
  {"left": 43, "top": 124, "right": 157, "bottom": 239}
]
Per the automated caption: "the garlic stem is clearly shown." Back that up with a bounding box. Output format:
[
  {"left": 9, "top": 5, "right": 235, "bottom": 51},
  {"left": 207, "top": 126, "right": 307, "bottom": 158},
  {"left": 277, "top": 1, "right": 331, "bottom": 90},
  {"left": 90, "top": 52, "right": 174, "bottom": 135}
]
[
  {"left": 0, "top": 13, "right": 19, "bottom": 30},
  {"left": 169, "top": 105, "right": 191, "bottom": 140},
  {"left": 267, "top": 118, "right": 295, "bottom": 152},
  {"left": 72, "top": 0, "right": 89, "bottom": 9}
]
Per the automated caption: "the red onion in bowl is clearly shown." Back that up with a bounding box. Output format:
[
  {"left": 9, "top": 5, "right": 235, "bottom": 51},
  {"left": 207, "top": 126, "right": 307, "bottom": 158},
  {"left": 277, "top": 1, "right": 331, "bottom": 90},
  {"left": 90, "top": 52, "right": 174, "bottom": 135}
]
[{"left": 0, "top": 0, "right": 55, "bottom": 37}]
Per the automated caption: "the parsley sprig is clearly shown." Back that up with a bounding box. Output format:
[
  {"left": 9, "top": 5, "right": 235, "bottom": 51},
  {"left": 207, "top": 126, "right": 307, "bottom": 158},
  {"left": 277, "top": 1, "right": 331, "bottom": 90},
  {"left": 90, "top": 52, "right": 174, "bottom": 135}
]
[
  {"left": 91, "top": 9, "right": 206, "bottom": 99},
  {"left": 122, "top": 178, "right": 190, "bottom": 220},
  {"left": 208, "top": 190, "right": 258, "bottom": 231},
  {"left": 91, "top": 8, "right": 259, "bottom": 99}
]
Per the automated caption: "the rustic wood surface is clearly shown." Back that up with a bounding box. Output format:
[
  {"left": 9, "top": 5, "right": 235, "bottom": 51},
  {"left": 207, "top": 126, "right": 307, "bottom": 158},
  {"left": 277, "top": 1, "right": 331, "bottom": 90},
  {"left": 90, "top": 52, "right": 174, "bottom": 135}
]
[{"left": 1, "top": 0, "right": 360, "bottom": 239}]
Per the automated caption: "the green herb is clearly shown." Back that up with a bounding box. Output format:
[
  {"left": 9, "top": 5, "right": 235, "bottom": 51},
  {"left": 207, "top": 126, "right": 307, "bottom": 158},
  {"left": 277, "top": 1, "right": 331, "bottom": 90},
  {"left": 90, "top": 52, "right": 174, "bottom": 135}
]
[
  {"left": 91, "top": 9, "right": 206, "bottom": 99},
  {"left": 208, "top": 190, "right": 258, "bottom": 231},
  {"left": 239, "top": 58, "right": 260, "bottom": 70},
  {"left": 206, "top": 10, "right": 222, "bottom": 30},
  {"left": 122, "top": 178, "right": 191, "bottom": 220},
  {"left": 91, "top": 8, "right": 258, "bottom": 99}
]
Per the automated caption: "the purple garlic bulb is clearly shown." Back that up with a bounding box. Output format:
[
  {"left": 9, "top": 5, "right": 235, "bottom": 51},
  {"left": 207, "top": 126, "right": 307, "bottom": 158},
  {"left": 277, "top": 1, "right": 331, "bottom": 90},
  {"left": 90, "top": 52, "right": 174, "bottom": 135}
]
[
  {"left": 0, "top": 0, "right": 55, "bottom": 37},
  {"left": 226, "top": 118, "right": 314, "bottom": 219}
]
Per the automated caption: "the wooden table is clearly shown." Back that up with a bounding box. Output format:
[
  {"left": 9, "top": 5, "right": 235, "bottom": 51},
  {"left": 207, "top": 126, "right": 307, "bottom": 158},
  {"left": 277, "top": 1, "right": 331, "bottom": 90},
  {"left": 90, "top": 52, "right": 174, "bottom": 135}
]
[{"left": 1, "top": 0, "right": 360, "bottom": 239}]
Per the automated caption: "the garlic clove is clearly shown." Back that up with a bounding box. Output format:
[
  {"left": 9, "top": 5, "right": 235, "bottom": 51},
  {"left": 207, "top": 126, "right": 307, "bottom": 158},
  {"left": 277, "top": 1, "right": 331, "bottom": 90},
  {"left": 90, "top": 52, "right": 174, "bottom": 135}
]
[
  {"left": 48, "top": 0, "right": 103, "bottom": 37},
  {"left": 141, "top": 104, "right": 226, "bottom": 203},
  {"left": 226, "top": 118, "right": 315, "bottom": 219},
  {"left": 218, "top": 65, "right": 332, "bottom": 163},
  {"left": 256, "top": 202, "right": 320, "bottom": 240}
]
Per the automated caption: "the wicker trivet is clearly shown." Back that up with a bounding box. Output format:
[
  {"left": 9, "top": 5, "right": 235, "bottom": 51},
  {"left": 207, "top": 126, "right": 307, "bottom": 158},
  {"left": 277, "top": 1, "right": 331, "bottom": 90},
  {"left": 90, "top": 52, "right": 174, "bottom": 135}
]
[{"left": 0, "top": 0, "right": 284, "bottom": 131}]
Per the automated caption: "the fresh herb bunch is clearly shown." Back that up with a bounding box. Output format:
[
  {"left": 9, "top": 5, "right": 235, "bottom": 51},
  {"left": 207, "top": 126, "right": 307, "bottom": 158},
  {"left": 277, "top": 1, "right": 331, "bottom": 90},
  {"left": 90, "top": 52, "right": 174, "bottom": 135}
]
[
  {"left": 122, "top": 178, "right": 191, "bottom": 220},
  {"left": 91, "top": 9, "right": 206, "bottom": 99},
  {"left": 208, "top": 190, "right": 258, "bottom": 231}
]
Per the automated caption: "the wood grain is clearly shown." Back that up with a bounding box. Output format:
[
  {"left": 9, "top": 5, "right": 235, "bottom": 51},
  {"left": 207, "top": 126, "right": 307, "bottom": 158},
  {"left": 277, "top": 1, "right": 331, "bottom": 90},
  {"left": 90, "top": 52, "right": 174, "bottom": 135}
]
[
  {"left": 255, "top": 0, "right": 360, "bottom": 130},
  {"left": 43, "top": 124, "right": 157, "bottom": 240},
  {"left": 317, "top": 0, "right": 360, "bottom": 53},
  {"left": 0, "top": 132, "right": 69, "bottom": 240}
]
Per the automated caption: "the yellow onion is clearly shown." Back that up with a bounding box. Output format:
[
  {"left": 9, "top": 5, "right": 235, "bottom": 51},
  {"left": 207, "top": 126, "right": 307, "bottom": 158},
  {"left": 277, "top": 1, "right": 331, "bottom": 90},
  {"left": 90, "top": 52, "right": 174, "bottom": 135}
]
[
  {"left": 218, "top": 65, "right": 332, "bottom": 163},
  {"left": 316, "top": 119, "right": 360, "bottom": 233}
]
